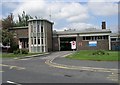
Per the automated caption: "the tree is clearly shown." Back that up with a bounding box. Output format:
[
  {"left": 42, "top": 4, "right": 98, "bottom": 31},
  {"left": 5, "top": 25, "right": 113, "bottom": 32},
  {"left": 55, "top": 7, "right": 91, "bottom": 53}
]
[
  {"left": 2, "top": 13, "right": 14, "bottom": 30},
  {"left": 14, "top": 11, "right": 33, "bottom": 27},
  {"left": 2, "top": 13, "right": 18, "bottom": 52}
]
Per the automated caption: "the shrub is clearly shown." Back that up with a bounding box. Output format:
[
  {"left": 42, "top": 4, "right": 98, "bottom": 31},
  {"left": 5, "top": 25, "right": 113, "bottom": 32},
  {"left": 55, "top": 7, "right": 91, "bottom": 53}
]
[
  {"left": 13, "top": 49, "right": 28, "bottom": 54},
  {"left": 13, "top": 49, "right": 20, "bottom": 54},
  {"left": 92, "top": 50, "right": 106, "bottom": 55},
  {"left": 21, "top": 49, "right": 28, "bottom": 54}
]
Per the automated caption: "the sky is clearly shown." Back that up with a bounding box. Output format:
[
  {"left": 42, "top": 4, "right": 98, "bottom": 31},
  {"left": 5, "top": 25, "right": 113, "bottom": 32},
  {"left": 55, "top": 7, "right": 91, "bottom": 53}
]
[{"left": 0, "top": 0, "right": 119, "bottom": 33}]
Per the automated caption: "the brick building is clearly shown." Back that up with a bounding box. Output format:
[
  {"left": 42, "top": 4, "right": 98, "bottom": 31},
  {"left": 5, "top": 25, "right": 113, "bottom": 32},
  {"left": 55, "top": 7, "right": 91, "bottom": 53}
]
[
  {"left": 9, "top": 20, "right": 119, "bottom": 53},
  {"left": 28, "top": 19, "right": 53, "bottom": 53},
  {"left": 53, "top": 28, "right": 111, "bottom": 51},
  {"left": 9, "top": 26, "right": 28, "bottom": 49}
]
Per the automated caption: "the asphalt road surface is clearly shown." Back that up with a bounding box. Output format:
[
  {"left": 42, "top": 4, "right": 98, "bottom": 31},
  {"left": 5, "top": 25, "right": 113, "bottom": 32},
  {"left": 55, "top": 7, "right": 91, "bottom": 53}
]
[{"left": 1, "top": 51, "right": 119, "bottom": 84}]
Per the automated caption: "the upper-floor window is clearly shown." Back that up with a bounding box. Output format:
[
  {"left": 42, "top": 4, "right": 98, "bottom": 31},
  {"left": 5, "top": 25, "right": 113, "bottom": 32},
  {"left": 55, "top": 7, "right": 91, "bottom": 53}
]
[
  {"left": 34, "top": 37, "right": 36, "bottom": 44},
  {"left": 41, "top": 26, "right": 43, "bottom": 33},
  {"left": 34, "top": 25, "right": 36, "bottom": 33},
  {"left": 37, "top": 25, "right": 40, "bottom": 32},
  {"left": 38, "top": 38, "right": 40, "bottom": 44},
  {"left": 31, "top": 25, "right": 33, "bottom": 32}
]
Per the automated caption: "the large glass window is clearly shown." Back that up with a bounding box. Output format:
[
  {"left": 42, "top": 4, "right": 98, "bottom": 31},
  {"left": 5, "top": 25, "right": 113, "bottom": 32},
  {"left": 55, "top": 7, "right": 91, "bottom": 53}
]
[
  {"left": 41, "top": 38, "right": 44, "bottom": 44},
  {"left": 41, "top": 26, "right": 43, "bottom": 33},
  {"left": 41, "top": 33, "right": 44, "bottom": 38},
  {"left": 42, "top": 46, "right": 44, "bottom": 52},
  {"left": 38, "top": 38, "right": 40, "bottom": 44},
  {"left": 34, "top": 38, "right": 36, "bottom": 44},
  {"left": 34, "top": 25, "right": 36, "bottom": 33},
  {"left": 31, "top": 38, "right": 33, "bottom": 44},
  {"left": 37, "top": 25, "right": 40, "bottom": 32},
  {"left": 31, "top": 25, "right": 33, "bottom": 32}
]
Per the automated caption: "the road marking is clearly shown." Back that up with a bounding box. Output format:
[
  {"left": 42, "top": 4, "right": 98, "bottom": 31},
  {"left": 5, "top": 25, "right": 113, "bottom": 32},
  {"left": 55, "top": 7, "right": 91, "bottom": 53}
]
[
  {"left": 45, "top": 53, "right": 119, "bottom": 73},
  {"left": 0, "top": 64, "right": 25, "bottom": 70},
  {"left": 45, "top": 53, "right": 119, "bottom": 83},
  {"left": 7, "top": 80, "right": 21, "bottom": 85}
]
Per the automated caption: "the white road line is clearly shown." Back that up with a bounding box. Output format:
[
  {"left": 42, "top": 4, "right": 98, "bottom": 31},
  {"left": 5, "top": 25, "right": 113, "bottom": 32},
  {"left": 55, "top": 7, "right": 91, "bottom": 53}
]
[
  {"left": 0, "top": 64, "right": 25, "bottom": 70},
  {"left": 7, "top": 80, "right": 21, "bottom": 85}
]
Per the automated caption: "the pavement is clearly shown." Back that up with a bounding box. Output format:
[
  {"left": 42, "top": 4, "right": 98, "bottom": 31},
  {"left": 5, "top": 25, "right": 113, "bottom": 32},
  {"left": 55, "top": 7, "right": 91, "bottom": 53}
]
[
  {"left": 1, "top": 51, "right": 120, "bottom": 84},
  {"left": 14, "top": 52, "right": 50, "bottom": 59}
]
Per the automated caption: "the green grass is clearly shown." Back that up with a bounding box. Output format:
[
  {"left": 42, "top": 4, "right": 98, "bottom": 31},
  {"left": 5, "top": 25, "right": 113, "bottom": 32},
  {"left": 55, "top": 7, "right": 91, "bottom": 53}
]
[
  {"left": 66, "top": 50, "right": 119, "bottom": 61},
  {"left": 1, "top": 53, "right": 43, "bottom": 58}
]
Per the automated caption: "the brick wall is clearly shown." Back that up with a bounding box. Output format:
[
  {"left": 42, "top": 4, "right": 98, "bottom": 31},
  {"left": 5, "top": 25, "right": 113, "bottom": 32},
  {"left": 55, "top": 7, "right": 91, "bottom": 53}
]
[
  {"left": 52, "top": 37, "right": 59, "bottom": 51},
  {"left": 76, "top": 36, "right": 109, "bottom": 50}
]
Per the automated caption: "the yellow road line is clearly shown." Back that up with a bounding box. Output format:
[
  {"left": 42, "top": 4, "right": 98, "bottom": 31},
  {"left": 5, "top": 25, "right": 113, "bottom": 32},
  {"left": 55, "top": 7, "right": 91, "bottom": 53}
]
[{"left": 45, "top": 57, "right": 118, "bottom": 73}]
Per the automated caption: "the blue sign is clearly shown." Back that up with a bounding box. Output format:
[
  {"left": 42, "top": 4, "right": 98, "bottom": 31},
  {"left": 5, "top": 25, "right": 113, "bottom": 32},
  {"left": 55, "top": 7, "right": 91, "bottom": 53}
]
[{"left": 89, "top": 41, "right": 97, "bottom": 47}]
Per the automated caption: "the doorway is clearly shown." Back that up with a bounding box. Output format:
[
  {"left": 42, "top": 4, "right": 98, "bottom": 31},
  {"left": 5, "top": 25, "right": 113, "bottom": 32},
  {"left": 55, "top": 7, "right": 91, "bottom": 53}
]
[{"left": 60, "top": 37, "right": 76, "bottom": 51}]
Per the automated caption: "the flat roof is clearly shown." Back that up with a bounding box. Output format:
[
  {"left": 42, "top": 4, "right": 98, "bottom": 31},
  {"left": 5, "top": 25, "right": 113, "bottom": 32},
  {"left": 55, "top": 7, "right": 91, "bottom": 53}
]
[
  {"left": 28, "top": 19, "right": 54, "bottom": 24},
  {"left": 54, "top": 29, "right": 111, "bottom": 35},
  {"left": 110, "top": 33, "right": 120, "bottom": 37}
]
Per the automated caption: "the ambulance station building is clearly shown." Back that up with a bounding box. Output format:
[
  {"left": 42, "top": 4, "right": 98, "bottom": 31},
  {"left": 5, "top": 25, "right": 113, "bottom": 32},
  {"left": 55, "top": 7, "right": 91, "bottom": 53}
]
[{"left": 9, "top": 19, "right": 119, "bottom": 53}]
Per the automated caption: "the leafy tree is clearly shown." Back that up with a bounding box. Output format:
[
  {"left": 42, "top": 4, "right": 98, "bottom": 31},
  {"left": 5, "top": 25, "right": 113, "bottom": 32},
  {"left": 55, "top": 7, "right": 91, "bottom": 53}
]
[
  {"left": 2, "top": 13, "right": 14, "bottom": 30},
  {"left": 14, "top": 11, "right": 33, "bottom": 27},
  {"left": 2, "top": 13, "right": 18, "bottom": 52}
]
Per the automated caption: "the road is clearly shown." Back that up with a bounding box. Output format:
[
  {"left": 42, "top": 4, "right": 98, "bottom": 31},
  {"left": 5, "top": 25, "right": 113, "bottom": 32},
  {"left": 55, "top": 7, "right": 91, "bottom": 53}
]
[{"left": 1, "top": 51, "right": 119, "bottom": 84}]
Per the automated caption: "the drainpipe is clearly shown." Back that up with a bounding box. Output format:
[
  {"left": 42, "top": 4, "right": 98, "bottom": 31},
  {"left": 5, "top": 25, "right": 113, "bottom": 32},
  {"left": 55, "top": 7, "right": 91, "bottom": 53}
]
[
  {"left": 58, "top": 36, "right": 60, "bottom": 51},
  {"left": 108, "top": 35, "right": 111, "bottom": 50}
]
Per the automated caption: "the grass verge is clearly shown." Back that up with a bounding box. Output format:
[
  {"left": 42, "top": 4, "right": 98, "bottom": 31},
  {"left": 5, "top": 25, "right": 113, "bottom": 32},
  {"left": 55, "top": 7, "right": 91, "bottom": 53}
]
[
  {"left": 1, "top": 53, "right": 44, "bottom": 58},
  {"left": 66, "top": 50, "right": 119, "bottom": 61}
]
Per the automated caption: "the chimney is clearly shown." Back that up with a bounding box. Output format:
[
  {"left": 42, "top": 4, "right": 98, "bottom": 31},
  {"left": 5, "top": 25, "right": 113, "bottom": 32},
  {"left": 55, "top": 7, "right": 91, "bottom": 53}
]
[{"left": 102, "top": 21, "right": 106, "bottom": 29}]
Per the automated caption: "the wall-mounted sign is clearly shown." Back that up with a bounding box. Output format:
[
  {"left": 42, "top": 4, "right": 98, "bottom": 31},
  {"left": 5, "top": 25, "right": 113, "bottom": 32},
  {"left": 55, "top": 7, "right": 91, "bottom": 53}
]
[
  {"left": 89, "top": 41, "right": 97, "bottom": 47},
  {"left": 70, "top": 41, "right": 76, "bottom": 49}
]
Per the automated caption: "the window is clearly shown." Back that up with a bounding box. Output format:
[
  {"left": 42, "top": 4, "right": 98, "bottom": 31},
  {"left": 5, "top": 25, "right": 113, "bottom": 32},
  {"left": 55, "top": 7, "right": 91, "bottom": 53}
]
[
  {"left": 104, "top": 35, "right": 108, "bottom": 39},
  {"left": 38, "top": 39, "right": 40, "bottom": 44},
  {"left": 42, "top": 46, "right": 44, "bottom": 52},
  {"left": 34, "top": 25, "right": 36, "bottom": 33},
  {"left": 41, "top": 33, "right": 44, "bottom": 38},
  {"left": 111, "top": 38, "right": 116, "bottom": 41},
  {"left": 31, "top": 25, "right": 33, "bottom": 32},
  {"left": 41, "top": 26, "right": 43, "bottom": 33},
  {"left": 91, "top": 36, "right": 94, "bottom": 40},
  {"left": 86, "top": 36, "right": 90, "bottom": 40},
  {"left": 41, "top": 38, "right": 44, "bottom": 44},
  {"left": 83, "top": 36, "right": 85, "bottom": 40},
  {"left": 37, "top": 25, "right": 40, "bottom": 32},
  {"left": 34, "top": 38, "right": 36, "bottom": 44},
  {"left": 82, "top": 36, "right": 108, "bottom": 41},
  {"left": 98, "top": 36, "right": 102, "bottom": 40},
  {"left": 31, "top": 38, "right": 33, "bottom": 44}
]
